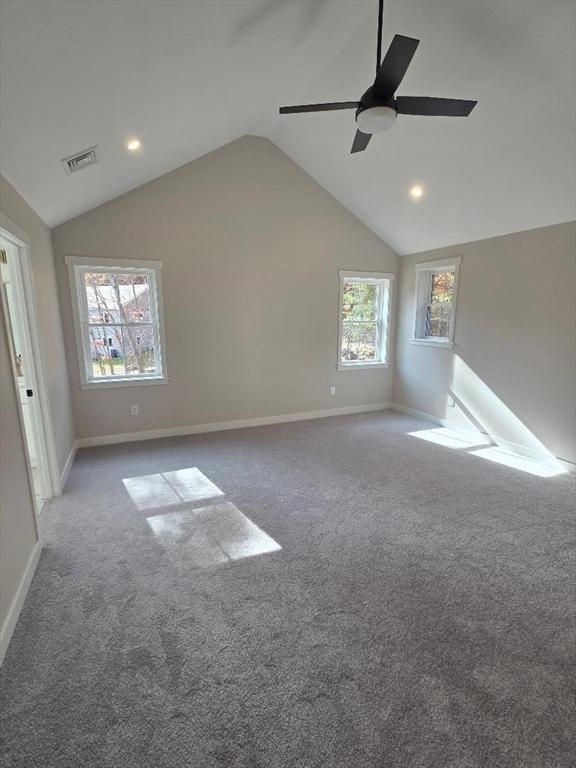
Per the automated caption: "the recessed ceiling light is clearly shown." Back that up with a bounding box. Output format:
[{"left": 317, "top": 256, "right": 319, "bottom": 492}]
[
  {"left": 410, "top": 185, "right": 424, "bottom": 200},
  {"left": 127, "top": 139, "right": 141, "bottom": 152}
]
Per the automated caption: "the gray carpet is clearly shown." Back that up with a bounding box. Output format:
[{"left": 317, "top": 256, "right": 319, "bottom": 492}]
[{"left": 1, "top": 411, "right": 574, "bottom": 768}]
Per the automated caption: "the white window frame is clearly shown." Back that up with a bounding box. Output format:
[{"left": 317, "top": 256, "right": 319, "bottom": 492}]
[
  {"left": 337, "top": 270, "right": 394, "bottom": 371},
  {"left": 411, "top": 257, "right": 461, "bottom": 348},
  {"left": 65, "top": 256, "right": 167, "bottom": 389}
]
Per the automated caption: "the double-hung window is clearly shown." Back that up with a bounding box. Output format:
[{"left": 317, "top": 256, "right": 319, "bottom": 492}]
[
  {"left": 412, "top": 257, "right": 461, "bottom": 347},
  {"left": 65, "top": 256, "right": 166, "bottom": 388},
  {"left": 338, "top": 271, "right": 394, "bottom": 370}
]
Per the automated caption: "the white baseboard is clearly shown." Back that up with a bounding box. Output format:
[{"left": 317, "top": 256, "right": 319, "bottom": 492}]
[
  {"left": 389, "top": 403, "right": 575, "bottom": 472},
  {"left": 59, "top": 440, "right": 78, "bottom": 493},
  {"left": 76, "top": 403, "right": 390, "bottom": 449},
  {"left": 0, "top": 540, "right": 42, "bottom": 666}
]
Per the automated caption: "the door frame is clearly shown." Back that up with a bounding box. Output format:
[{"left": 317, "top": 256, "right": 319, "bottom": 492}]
[{"left": 1, "top": 213, "right": 61, "bottom": 501}]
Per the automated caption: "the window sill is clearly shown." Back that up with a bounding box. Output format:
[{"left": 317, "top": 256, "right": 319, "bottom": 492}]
[
  {"left": 79, "top": 376, "right": 168, "bottom": 390},
  {"left": 337, "top": 362, "right": 391, "bottom": 371},
  {"left": 409, "top": 338, "right": 454, "bottom": 349}
]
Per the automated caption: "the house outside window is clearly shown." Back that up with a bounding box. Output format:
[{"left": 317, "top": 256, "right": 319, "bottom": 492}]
[
  {"left": 65, "top": 256, "right": 167, "bottom": 389},
  {"left": 412, "top": 257, "right": 461, "bottom": 347},
  {"left": 338, "top": 271, "right": 394, "bottom": 370}
]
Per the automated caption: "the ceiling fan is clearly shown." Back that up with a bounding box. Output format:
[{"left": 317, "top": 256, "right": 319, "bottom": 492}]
[{"left": 279, "top": 0, "right": 478, "bottom": 153}]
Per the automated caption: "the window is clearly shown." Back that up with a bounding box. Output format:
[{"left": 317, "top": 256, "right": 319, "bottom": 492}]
[
  {"left": 413, "top": 258, "right": 461, "bottom": 347},
  {"left": 338, "top": 271, "right": 394, "bottom": 370},
  {"left": 65, "top": 256, "right": 166, "bottom": 388}
]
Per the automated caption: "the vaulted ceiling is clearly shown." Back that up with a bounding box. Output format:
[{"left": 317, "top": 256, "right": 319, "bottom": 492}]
[{"left": 1, "top": 0, "right": 574, "bottom": 254}]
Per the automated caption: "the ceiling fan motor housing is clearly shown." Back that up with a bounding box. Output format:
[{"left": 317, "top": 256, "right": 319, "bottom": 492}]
[{"left": 356, "top": 87, "right": 397, "bottom": 134}]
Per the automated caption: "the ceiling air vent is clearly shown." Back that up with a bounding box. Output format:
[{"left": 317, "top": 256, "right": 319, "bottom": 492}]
[{"left": 61, "top": 146, "right": 98, "bottom": 174}]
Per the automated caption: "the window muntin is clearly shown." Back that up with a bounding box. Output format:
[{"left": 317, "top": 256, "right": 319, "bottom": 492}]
[
  {"left": 338, "top": 272, "right": 393, "bottom": 368},
  {"left": 66, "top": 258, "right": 165, "bottom": 386},
  {"left": 413, "top": 259, "right": 460, "bottom": 344}
]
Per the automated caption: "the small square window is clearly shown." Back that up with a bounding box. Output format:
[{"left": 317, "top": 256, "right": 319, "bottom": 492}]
[
  {"left": 338, "top": 271, "right": 394, "bottom": 370},
  {"left": 413, "top": 258, "right": 460, "bottom": 346}
]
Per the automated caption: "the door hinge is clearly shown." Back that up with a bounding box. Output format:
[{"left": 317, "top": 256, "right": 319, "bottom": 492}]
[{"left": 0, "top": 249, "right": 7, "bottom": 264}]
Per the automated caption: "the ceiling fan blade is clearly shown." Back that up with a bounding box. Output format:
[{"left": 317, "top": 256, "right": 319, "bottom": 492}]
[
  {"left": 351, "top": 130, "right": 372, "bottom": 154},
  {"left": 396, "top": 97, "right": 477, "bottom": 116},
  {"left": 279, "top": 102, "right": 359, "bottom": 114},
  {"left": 373, "top": 35, "right": 419, "bottom": 97}
]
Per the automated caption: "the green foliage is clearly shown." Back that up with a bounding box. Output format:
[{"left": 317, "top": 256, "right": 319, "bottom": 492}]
[
  {"left": 91, "top": 349, "right": 156, "bottom": 378},
  {"left": 341, "top": 282, "right": 378, "bottom": 360},
  {"left": 341, "top": 323, "right": 377, "bottom": 361},
  {"left": 342, "top": 282, "right": 377, "bottom": 321}
]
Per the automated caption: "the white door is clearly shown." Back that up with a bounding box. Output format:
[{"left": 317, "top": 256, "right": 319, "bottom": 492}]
[{"left": 1, "top": 235, "right": 51, "bottom": 509}]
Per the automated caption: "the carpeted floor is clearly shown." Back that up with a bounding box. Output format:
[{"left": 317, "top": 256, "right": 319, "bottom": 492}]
[{"left": 1, "top": 411, "right": 574, "bottom": 768}]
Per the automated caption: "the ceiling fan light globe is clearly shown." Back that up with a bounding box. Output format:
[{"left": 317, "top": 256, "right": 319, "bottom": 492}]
[{"left": 356, "top": 105, "right": 397, "bottom": 134}]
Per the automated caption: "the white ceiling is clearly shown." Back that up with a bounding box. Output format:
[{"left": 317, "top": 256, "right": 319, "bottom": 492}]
[{"left": 1, "top": 0, "right": 574, "bottom": 254}]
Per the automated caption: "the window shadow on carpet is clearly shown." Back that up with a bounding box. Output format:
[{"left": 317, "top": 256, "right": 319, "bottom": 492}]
[{"left": 122, "top": 467, "right": 281, "bottom": 567}]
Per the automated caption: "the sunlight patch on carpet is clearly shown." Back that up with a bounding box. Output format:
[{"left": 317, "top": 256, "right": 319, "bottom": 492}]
[
  {"left": 122, "top": 467, "right": 224, "bottom": 511},
  {"left": 469, "top": 447, "right": 566, "bottom": 478},
  {"left": 123, "top": 467, "right": 281, "bottom": 566},
  {"left": 408, "top": 427, "right": 490, "bottom": 450},
  {"left": 147, "top": 501, "right": 281, "bottom": 566}
]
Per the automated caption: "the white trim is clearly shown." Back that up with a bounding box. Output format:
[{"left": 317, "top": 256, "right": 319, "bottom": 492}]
[
  {"left": 60, "top": 440, "right": 78, "bottom": 491},
  {"left": 409, "top": 339, "right": 454, "bottom": 349},
  {"left": 338, "top": 270, "right": 395, "bottom": 369},
  {"left": 1, "top": 219, "right": 61, "bottom": 498},
  {"left": 339, "top": 270, "right": 395, "bottom": 281},
  {"left": 65, "top": 256, "right": 166, "bottom": 388},
  {"left": 19, "top": 247, "right": 62, "bottom": 495},
  {"left": 79, "top": 376, "right": 168, "bottom": 390},
  {"left": 153, "top": 266, "right": 168, "bottom": 383},
  {"left": 337, "top": 362, "right": 391, "bottom": 371},
  {"left": 76, "top": 403, "right": 390, "bottom": 448},
  {"left": 0, "top": 282, "right": 41, "bottom": 535},
  {"left": 0, "top": 541, "right": 42, "bottom": 666},
  {"left": 0, "top": 213, "right": 31, "bottom": 246},
  {"left": 415, "top": 256, "right": 462, "bottom": 271},
  {"left": 65, "top": 255, "right": 162, "bottom": 270},
  {"left": 388, "top": 403, "right": 575, "bottom": 472}
]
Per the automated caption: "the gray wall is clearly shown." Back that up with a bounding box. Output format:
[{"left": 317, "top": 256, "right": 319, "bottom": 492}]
[
  {"left": 52, "top": 137, "right": 399, "bottom": 439},
  {"left": 1, "top": 175, "right": 76, "bottom": 474},
  {"left": 0, "top": 297, "right": 38, "bottom": 644},
  {"left": 393, "top": 221, "right": 576, "bottom": 463}
]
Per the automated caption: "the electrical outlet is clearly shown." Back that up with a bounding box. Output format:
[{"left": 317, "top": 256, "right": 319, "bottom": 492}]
[
  {"left": 330, "top": 386, "right": 336, "bottom": 395},
  {"left": 448, "top": 396, "right": 456, "bottom": 408},
  {"left": 131, "top": 405, "right": 139, "bottom": 416}
]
